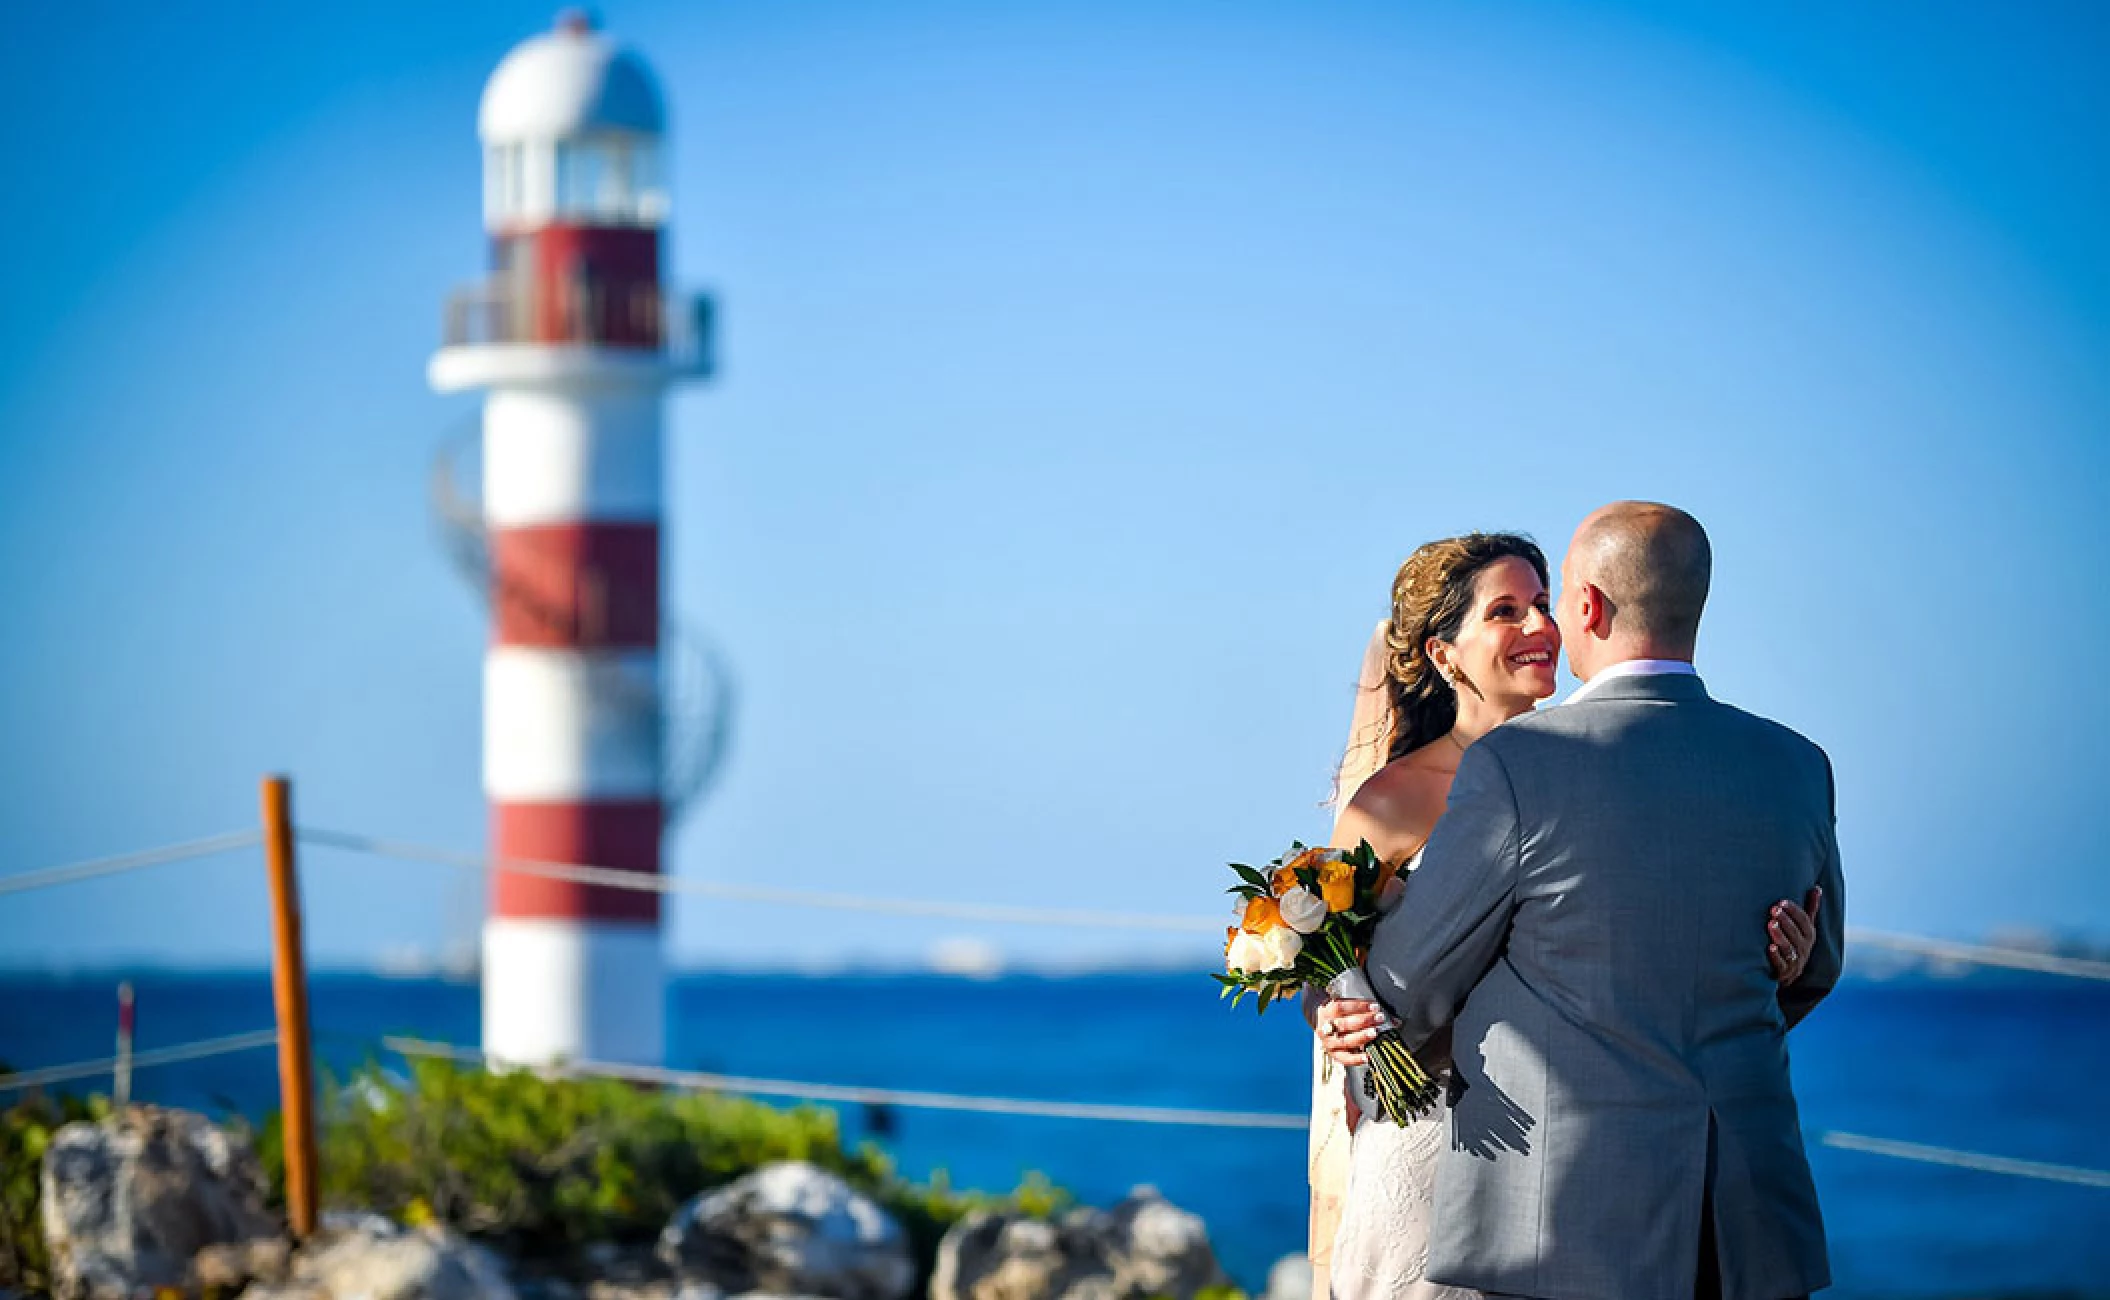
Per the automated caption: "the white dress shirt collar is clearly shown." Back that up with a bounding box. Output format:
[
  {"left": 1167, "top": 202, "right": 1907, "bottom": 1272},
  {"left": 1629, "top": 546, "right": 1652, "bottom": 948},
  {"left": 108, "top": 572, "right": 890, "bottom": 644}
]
[{"left": 1563, "top": 657, "right": 1697, "bottom": 706}]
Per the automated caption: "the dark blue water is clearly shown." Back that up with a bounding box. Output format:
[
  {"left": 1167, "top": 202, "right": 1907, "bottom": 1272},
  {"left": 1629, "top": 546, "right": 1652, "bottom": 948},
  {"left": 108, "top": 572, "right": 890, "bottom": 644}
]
[{"left": 3, "top": 972, "right": 2105, "bottom": 1298}]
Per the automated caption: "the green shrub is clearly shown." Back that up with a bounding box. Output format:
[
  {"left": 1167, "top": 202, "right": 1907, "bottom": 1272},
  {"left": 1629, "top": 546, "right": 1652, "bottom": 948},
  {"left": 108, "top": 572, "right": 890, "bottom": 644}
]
[
  {"left": 0, "top": 1072, "right": 109, "bottom": 1293},
  {"left": 289, "top": 1058, "right": 1069, "bottom": 1281},
  {"left": 1, "top": 1058, "right": 1069, "bottom": 1291}
]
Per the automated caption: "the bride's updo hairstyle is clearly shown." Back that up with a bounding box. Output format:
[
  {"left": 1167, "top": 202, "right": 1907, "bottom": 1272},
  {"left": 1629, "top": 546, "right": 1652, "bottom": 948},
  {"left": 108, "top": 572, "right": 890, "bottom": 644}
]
[{"left": 1383, "top": 533, "right": 1549, "bottom": 761}]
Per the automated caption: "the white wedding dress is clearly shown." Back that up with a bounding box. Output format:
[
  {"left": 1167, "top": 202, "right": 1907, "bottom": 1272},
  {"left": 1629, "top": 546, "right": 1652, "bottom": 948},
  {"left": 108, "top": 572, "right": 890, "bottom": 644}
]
[{"left": 1325, "top": 853, "right": 1478, "bottom": 1300}]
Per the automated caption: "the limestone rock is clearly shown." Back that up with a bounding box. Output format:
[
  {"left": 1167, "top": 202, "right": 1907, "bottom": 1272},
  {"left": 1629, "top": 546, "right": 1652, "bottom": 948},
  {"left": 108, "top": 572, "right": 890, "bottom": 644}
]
[
  {"left": 1097, "top": 1190, "right": 1220, "bottom": 1299},
  {"left": 932, "top": 1188, "right": 1226, "bottom": 1300},
  {"left": 657, "top": 1163, "right": 912, "bottom": 1300},
  {"left": 290, "top": 1223, "right": 516, "bottom": 1300},
  {"left": 190, "top": 1236, "right": 294, "bottom": 1290},
  {"left": 39, "top": 1105, "right": 280, "bottom": 1300},
  {"left": 1262, "top": 1254, "right": 1310, "bottom": 1300},
  {"left": 240, "top": 1286, "right": 331, "bottom": 1300},
  {"left": 320, "top": 1209, "right": 405, "bottom": 1238}
]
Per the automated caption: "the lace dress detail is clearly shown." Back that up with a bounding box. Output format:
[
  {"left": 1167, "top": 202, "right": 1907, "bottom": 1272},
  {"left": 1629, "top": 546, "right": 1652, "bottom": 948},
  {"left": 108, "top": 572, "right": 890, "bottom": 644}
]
[{"left": 1329, "top": 1088, "right": 1476, "bottom": 1300}]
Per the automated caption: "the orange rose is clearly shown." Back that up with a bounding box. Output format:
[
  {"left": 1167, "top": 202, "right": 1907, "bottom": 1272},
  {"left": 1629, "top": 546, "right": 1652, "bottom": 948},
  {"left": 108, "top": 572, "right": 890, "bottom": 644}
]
[
  {"left": 1317, "top": 860, "right": 1356, "bottom": 912},
  {"left": 1241, "top": 895, "right": 1284, "bottom": 934},
  {"left": 1288, "top": 846, "right": 1332, "bottom": 872},
  {"left": 1276, "top": 847, "right": 1337, "bottom": 893}
]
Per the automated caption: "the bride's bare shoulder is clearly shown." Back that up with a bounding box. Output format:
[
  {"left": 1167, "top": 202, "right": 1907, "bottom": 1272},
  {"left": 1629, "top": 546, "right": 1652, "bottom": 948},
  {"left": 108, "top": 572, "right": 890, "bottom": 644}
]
[{"left": 1332, "top": 748, "right": 1453, "bottom": 860}]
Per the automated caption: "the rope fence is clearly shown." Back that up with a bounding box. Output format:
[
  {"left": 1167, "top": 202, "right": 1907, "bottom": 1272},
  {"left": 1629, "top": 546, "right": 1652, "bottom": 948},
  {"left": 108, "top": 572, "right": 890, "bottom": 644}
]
[
  {"left": 1820, "top": 1132, "right": 2110, "bottom": 1191},
  {"left": 0, "top": 829, "right": 261, "bottom": 898},
  {"left": 300, "top": 825, "right": 2110, "bottom": 980},
  {"left": 5, "top": 823, "right": 2108, "bottom": 979},
  {"left": 0, "top": 1029, "right": 279, "bottom": 1094},
  {"left": 3, "top": 812, "right": 2108, "bottom": 1195},
  {"left": 298, "top": 825, "right": 1220, "bottom": 934},
  {"left": 383, "top": 1037, "right": 1310, "bottom": 1130},
  {"left": 4, "top": 827, "right": 2110, "bottom": 979},
  {"left": 8, "top": 1031, "right": 2102, "bottom": 1191}
]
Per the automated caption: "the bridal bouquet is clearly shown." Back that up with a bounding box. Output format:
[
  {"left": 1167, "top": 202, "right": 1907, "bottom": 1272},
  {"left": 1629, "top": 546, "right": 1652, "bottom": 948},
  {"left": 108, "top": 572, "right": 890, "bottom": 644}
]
[{"left": 1213, "top": 842, "right": 1443, "bottom": 1123}]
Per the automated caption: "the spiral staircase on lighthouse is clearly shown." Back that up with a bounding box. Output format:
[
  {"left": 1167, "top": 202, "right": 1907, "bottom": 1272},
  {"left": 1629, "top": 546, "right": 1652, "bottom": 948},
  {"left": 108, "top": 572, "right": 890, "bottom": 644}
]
[{"left": 428, "top": 396, "right": 737, "bottom": 833}]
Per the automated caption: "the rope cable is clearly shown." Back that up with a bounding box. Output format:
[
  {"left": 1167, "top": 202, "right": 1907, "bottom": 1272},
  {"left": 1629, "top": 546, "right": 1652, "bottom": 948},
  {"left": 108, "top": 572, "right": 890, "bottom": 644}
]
[
  {"left": 0, "top": 831, "right": 262, "bottom": 898},
  {"left": 302, "top": 825, "right": 2110, "bottom": 977},
  {"left": 381, "top": 1037, "right": 1306, "bottom": 1129},
  {"left": 0, "top": 1029, "right": 279, "bottom": 1093}
]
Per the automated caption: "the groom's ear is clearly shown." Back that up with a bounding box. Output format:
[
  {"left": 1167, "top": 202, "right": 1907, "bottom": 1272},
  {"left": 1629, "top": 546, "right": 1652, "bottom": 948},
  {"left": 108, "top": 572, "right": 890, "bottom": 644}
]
[{"left": 1579, "top": 582, "right": 1609, "bottom": 636}]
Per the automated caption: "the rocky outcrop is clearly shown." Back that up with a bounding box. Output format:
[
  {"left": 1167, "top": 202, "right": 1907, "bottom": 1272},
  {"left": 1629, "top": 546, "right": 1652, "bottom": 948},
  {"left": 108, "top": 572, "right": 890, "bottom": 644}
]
[
  {"left": 931, "top": 1188, "right": 1226, "bottom": 1300},
  {"left": 657, "top": 1163, "right": 912, "bottom": 1300},
  {"left": 285, "top": 1221, "right": 517, "bottom": 1300},
  {"left": 1262, "top": 1254, "right": 1310, "bottom": 1300},
  {"left": 190, "top": 1235, "right": 295, "bottom": 1291},
  {"left": 39, "top": 1105, "right": 279, "bottom": 1300}
]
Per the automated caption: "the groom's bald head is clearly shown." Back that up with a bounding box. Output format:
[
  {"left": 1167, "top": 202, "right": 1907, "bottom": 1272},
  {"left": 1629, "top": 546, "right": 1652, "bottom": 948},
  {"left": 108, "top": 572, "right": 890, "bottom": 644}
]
[{"left": 1568, "top": 502, "right": 1712, "bottom": 656}]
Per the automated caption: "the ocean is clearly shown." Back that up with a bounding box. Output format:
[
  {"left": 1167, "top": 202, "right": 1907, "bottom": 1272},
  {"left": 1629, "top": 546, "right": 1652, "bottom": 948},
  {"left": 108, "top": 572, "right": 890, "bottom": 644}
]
[{"left": 2, "top": 971, "right": 2105, "bottom": 1299}]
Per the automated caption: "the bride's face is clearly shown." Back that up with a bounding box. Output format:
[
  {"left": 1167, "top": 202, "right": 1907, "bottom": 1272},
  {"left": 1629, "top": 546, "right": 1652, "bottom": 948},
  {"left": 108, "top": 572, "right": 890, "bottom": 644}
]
[{"left": 1440, "top": 557, "right": 1561, "bottom": 705}]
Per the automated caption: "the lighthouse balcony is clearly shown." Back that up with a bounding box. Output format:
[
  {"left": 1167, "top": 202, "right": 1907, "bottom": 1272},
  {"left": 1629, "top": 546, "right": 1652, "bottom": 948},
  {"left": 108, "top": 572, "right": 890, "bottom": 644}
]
[{"left": 431, "top": 280, "right": 714, "bottom": 392}]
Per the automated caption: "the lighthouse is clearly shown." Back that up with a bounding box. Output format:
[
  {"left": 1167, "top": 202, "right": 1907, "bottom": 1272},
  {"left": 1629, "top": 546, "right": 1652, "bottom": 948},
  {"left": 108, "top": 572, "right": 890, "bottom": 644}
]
[{"left": 431, "top": 12, "right": 711, "bottom": 1068}]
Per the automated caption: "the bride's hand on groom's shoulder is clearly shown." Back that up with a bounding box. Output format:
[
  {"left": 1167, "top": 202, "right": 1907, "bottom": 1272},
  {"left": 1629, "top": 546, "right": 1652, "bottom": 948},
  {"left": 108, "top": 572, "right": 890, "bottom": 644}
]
[
  {"left": 1316, "top": 996, "right": 1385, "bottom": 1068},
  {"left": 1767, "top": 888, "right": 1822, "bottom": 985}
]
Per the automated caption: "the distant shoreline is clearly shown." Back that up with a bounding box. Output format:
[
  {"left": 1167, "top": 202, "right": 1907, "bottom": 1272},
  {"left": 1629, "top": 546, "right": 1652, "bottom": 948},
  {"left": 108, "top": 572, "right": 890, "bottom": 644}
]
[{"left": 0, "top": 961, "right": 2095, "bottom": 988}]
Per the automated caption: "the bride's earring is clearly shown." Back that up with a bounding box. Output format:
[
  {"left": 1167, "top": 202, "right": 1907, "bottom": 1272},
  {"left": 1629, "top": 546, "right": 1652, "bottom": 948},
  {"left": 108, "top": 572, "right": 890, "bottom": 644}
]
[{"left": 1438, "top": 656, "right": 1484, "bottom": 700}]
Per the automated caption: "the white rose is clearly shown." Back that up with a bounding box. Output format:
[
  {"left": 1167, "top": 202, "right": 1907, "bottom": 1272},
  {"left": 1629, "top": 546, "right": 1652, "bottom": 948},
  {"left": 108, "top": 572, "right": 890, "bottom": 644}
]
[
  {"left": 1254, "top": 926, "right": 1304, "bottom": 972},
  {"left": 1226, "top": 930, "right": 1267, "bottom": 974},
  {"left": 1278, "top": 887, "right": 1327, "bottom": 934}
]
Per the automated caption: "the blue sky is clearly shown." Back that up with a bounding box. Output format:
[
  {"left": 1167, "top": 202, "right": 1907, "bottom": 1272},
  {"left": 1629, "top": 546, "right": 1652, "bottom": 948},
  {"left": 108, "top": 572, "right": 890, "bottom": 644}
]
[{"left": 2, "top": 0, "right": 2106, "bottom": 970}]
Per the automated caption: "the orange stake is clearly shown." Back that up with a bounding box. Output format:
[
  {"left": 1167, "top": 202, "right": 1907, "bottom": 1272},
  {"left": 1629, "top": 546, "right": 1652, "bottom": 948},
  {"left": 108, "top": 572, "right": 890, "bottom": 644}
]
[{"left": 262, "top": 775, "right": 319, "bottom": 1238}]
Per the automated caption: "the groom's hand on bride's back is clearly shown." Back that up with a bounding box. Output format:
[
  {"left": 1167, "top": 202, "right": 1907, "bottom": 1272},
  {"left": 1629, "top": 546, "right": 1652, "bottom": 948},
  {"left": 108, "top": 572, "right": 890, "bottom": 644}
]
[{"left": 1766, "top": 887, "right": 1822, "bottom": 986}]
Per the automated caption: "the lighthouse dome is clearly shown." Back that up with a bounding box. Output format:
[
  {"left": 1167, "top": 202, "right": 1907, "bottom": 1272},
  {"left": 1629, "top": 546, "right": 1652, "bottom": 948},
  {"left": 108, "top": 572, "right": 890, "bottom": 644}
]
[{"left": 480, "top": 12, "right": 665, "bottom": 142}]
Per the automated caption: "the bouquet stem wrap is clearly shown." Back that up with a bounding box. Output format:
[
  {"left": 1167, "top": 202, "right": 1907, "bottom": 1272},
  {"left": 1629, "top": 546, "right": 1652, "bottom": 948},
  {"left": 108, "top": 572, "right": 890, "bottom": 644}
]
[{"left": 1324, "top": 967, "right": 1443, "bottom": 1125}]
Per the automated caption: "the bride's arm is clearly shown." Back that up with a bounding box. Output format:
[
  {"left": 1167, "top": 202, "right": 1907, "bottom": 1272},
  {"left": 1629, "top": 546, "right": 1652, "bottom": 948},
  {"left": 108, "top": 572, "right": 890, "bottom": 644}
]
[{"left": 1313, "top": 772, "right": 1438, "bottom": 1056}]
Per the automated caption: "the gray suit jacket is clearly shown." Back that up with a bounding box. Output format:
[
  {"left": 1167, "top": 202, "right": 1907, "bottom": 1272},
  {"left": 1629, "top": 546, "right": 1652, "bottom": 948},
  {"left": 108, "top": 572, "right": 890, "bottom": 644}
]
[{"left": 1362, "top": 672, "right": 1844, "bottom": 1300}]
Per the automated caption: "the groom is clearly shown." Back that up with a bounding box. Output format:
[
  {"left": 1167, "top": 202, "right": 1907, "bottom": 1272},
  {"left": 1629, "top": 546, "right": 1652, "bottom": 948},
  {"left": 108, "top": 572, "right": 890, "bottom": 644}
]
[{"left": 1346, "top": 502, "right": 1843, "bottom": 1300}]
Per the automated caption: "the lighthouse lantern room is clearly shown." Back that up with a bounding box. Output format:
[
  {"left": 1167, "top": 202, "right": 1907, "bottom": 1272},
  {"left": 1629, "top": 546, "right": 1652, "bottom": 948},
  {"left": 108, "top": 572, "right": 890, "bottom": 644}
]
[{"left": 431, "top": 10, "right": 711, "bottom": 1068}]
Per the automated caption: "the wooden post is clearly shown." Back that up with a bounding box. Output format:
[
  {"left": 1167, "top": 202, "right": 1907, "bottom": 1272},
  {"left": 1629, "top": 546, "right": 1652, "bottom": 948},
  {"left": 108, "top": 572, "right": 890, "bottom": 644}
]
[
  {"left": 262, "top": 775, "right": 320, "bottom": 1239},
  {"left": 113, "top": 982, "right": 134, "bottom": 1108}
]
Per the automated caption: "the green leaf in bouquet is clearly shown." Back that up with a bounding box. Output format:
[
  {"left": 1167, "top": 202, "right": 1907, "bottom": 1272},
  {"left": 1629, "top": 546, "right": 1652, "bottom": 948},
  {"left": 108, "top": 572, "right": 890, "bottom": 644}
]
[
  {"left": 1229, "top": 863, "right": 1275, "bottom": 891},
  {"left": 1226, "top": 884, "right": 1266, "bottom": 900}
]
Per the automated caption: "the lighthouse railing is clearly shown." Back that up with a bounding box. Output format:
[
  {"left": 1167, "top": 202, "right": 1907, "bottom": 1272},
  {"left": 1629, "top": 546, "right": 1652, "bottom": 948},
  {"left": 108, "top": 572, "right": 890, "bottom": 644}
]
[{"left": 439, "top": 279, "right": 711, "bottom": 370}]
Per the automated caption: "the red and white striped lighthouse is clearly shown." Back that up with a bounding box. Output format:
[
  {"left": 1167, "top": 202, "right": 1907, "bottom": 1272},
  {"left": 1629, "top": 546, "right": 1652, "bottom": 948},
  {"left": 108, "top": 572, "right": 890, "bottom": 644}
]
[{"left": 431, "top": 12, "right": 711, "bottom": 1067}]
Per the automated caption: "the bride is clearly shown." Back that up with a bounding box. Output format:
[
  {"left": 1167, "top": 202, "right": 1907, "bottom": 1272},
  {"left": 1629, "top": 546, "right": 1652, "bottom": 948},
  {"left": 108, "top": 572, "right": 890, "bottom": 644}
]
[{"left": 1305, "top": 533, "right": 1820, "bottom": 1300}]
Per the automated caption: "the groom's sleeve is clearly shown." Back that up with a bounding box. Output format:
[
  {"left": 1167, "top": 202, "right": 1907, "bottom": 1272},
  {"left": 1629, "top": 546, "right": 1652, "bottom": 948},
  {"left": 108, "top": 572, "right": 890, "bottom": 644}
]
[
  {"left": 1363, "top": 739, "right": 1523, "bottom": 1054},
  {"left": 1780, "top": 750, "right": 1846, "bottom": 1030}
]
